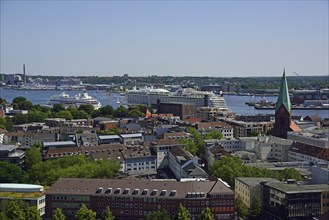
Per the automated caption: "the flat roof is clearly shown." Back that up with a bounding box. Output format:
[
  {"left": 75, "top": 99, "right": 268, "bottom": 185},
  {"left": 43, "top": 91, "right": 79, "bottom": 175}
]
[
  {"left": 236, "top": 177, "right": 280, "bottom": 187},
  {"left": 98, "top": 135, "right": 120, "bottom": 140},
  {"left": 0, "top": 145, "right": 17, "bottom": 151},
  {"left": 266, "top": 182, "right": 329, "bottom": 194},
  {"left": 120, "top": 133, "right": 143, "bottom": 138},
  {"left": 0, "top": 183, "right": 43, "bottom": 193},
  {"left": 43, "top": 141, "right": 76, "bottom": 147}
]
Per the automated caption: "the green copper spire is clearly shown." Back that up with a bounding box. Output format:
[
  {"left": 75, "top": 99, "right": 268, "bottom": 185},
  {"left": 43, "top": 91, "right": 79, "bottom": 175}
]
[{"left": 275, "top": 68, "right": 291, "bottom": 111}]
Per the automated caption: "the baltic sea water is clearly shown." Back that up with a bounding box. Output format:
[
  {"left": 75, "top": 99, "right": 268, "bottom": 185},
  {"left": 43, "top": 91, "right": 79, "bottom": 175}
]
[{"left": 0, "top": 88, "right": 328, "bottom": 118}]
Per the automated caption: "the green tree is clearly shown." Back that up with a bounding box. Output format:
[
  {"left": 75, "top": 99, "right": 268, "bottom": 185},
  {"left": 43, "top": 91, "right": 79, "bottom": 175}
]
[
  {"left": 127, "top": 108, "right": 145, "bottom": 117},
  {"left": 25, "top": 144, "right": 42, "bottom": 170},
  {"left": 12, "top": 96, "right": 27, "bottom": 103},
  {"left": 17, "top": 100, "right": 33, "bottom": 110},
  {"left": 100, "top": 206, "right": 115, "bottom": 220},
  {"left": 282, "top": 167, "right": 303, "bottom": 181},
  {"left": 75, "top": 204, "right": 96, "bottom": 220},
  {"left": 0, "top": 161, "right": 27, "bottom": 183},
  {"left": 68, "top": 106, "right": 89, "bottom": 119},
  {"left": 28, "top": 155, "right": 120, "bottom": 186},
  {"left": 113, "top": 106, "right": 129, "bottom": 118},
  {"left": 52, "top": 104, "right": 65, "bottom": 112},
  {"left": 250, "top": 197, "right": 261, "bottom": 218},
  {"left": 26, "top": 206, "right": 41, "bottom": 220},
  {"left": 208, "top": 157, "right": 283, "bottom": 188},
  {"left": 0, "top": 211, "right": 8, "bottom": 220},
  {"left": 97, "top": 105, "right": 114, "bottom": 117},
  {"left": 4, "top": 201, "right": 25, "bottom": 220},
  {"left": 203, "top": 130, "right": 223, "bottom": 140},
  {"left": 200, "top": 207, "right": 214, "bottom": 220},
  {"left": 78, "top": 104, "right": 94, "bottom": 115},
  {"left": 56, "top": 110, "right": 73, "bottom": 120},
  {"left": 146, "top": 209, "right": 171, "bottom": 220},
  {"left": 12, "top": 114, "right": 29, "bottom": 125},
  {"left": 180, "top": 138, "right": 197, "bottom": 156},
  {"left": 187, "top": 127, "right": 205, "bottom": 156},
  {"left": 175, "top": 203, "right": 190, "bottom": 220},
  {"left": 52, "top": 208, "right": 66, "bottom": 220},
  {"left": 235, "top": 196, "right": 248, "bottom": 219},
  {"left": 0, "top": 97, "right": 7, "bottom": 104},
  {"left": 27, "top": 111, "right": 48, "bottom": 122},
  {"left": 4, "top": 117, "right": 13, "bottom": 131}
]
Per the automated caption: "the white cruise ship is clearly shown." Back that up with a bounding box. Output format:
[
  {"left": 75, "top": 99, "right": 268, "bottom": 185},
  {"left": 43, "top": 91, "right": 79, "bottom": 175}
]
[
  {"left": 48, "top": 91, "right": 101, "bottom": 110},
  {"left": 125, "top": 86, "right": 228, "bottom": 109}
]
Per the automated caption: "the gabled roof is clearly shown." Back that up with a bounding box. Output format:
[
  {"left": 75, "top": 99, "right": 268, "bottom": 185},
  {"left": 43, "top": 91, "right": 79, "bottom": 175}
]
[
  {"left": 275, "top": 69, "right": 291, "bottom": 111},
  {"left": 304, "top": 115, "right": 324, "bottom": 122}
]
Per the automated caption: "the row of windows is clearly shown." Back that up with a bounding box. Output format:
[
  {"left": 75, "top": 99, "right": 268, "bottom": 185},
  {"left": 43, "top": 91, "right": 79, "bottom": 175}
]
[
  {"left": 52, "top": 195, "right": 90, "bottom": 201},
  {"left": 126, "top": 166, "right": 156, "bottom": 171},
  {"left": 52, "top": 202, "right": 81, "bottom": 208},
  {"left": 38, "top": 198, "right": 46, "bottom": 205}
]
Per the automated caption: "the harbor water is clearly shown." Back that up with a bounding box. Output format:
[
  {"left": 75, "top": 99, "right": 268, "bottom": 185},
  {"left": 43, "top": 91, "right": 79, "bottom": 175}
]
[{"left": 0, "top": 88, "right": 328, "bottom": 118}]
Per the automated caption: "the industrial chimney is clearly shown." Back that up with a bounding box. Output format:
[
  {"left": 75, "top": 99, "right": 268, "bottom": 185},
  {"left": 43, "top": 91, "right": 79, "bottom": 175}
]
[{"left": 23, "top": 64, "right": 26, "bottom": 84}]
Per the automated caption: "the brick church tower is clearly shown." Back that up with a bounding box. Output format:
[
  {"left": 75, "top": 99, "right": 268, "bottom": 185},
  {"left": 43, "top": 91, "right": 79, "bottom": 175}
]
[{"left": 271, "top": 69, "right": 300, "bottom": 138}]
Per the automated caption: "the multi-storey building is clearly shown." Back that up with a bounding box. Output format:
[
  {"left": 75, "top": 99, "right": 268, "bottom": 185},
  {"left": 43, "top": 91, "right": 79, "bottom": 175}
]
[
  {"left": 0, "top": 144, "right": 25, "bottom": 166},
  {"left": 204, "top": 144, "right": 231, "bottom": 166},
  {"left": 157, "top": 102, "right": 196, "bottom": 120},
  {"left": 120, "top": 133, "right": 144, "bottom": 146},
  {"left": 122, "top": 146, "right": 157, "bottom": 176},
  {"left": 0, "top": 183, "right": 46, "bottom": 217},
  {"left": 4, "top": 130, "right": 57, "bottom": 147},
  {"left": 167, "top": 146, "right": 208, "bottom": 180},
  {"left": 311, "top": 162, "right": 329, "bottom": 184},
  {"left": 196, "top": 107, "right": 234, "bottom": 122},
  {"left": 261, "top": 181, "right": 329, "bottom": 219},
  {"left": 150, "top": 139, "right": 185, "bottom": 168},
  {"left": 258, "top": 136, "right": 293, "bottom": 162},
  {"left": 287, "top": 129, "right": 329, "bottom": 163},
  {"left": 45, "top": 177, "right": 236, "bottom": 220},
  {"left": 204, "top": 137, "right": 257, "bottom": 153},
  {"left": 196, "top": 121, "right": 234, "bottom": 139},
  {"left": 235, "top": 177, "right": 279, "bottom": 210},
  {"left": 222, "top": 118, "right": 272, "bottom": 138}
]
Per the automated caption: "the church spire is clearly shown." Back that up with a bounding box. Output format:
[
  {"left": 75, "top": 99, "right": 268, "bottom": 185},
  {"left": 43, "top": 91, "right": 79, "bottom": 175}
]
[{"left": 275, "top": 68, "right": 291, "bottom": 111}]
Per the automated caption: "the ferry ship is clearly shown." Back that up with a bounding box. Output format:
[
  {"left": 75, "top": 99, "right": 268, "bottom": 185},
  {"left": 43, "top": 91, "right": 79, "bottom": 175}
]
[
  {"left": 48, "top": 91, "right": 101, "bottom": 110},
  {"left": 125, "top": 86, "right": 228, "bottom": 109}
]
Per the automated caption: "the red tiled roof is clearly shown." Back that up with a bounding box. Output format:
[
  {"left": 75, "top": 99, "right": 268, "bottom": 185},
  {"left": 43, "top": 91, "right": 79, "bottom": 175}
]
[{"left": 290, "top": 121, "right": 301, "bottom": 132}]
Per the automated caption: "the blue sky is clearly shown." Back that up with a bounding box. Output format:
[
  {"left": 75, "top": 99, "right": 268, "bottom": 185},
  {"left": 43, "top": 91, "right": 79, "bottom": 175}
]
[{"left": 0, "top": 0, "right": 328, "bottom": 77}]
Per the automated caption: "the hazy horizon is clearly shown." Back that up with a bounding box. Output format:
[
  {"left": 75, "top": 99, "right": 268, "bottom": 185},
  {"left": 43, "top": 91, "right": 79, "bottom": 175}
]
[{"left": 1, "top": 1, "right": 328, "bottom": 77}]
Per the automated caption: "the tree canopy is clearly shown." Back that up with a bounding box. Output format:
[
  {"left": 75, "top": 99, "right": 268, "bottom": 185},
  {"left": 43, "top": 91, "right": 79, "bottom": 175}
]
[
  {"left": 235, "top": 196, "right": 248, "bottom": 219},
  {"left": 175, "top": 203, "right": 191, "bottom": 220},
  {"left": 146, "top": 209, "right": 171, "bottom": 220},
  {"left": 28, "top": 155, "right": 120, "bottom": 186},
  {"left": 100, "top": 206, "right": 115, "bottom": 220},
  {"left": 0, "top": 162, "right": 28, "bottom": 183},
  {"left": 209, "top": 157, "right": 303, "bottom": 187},
  {"left": 52, "top": 208, "right": 66, "bottom": 220},
  {"left": 75, "top": 204, "right": 96, "bottom": 220},
  {"left": 200, "top": 207, "right": 214, "bottom": 220}
]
